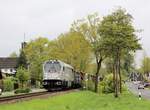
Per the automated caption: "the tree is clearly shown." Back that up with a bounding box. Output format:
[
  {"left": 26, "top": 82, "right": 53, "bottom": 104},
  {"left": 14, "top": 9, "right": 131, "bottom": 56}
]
[
  {"left": 105, "top": 52, "right": 135, "bottom": 76},
  {"left": 16, "top": 67, "right": 30, "bottom": 88},
  {"left": 99, "top": 8, "right": 141, "bottom": 97},
  {"left": 24, "top": 37, "right": 49, "bottom": 86},
  {"left": 140, "top": 56, "right": 150, "bottom": 77},
  {"left": 122, "top": 51, "right": 135, "bottom": 76},
  {"left": 9, "top": 52, "right": 18, "bottom": 58},
  {"left": 71, "top": 13, "right": 107, "bottom": 93},
  {"left": 49, "top": 32, "right": 92, "bottom": 72},
  {"left": 17, "top": 50, "right": 28, "bottom": 69},
  {"left": 104, "top": 58, "right": 114, "bottom": 74}
]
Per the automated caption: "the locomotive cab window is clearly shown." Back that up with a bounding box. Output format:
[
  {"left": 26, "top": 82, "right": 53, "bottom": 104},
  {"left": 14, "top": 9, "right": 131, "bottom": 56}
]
[
  {"left": 63, "top": 67, "right": 65, "bottom": 71},
  {"left": 44, "top": 61, "right": 61, "bottom": 73}
]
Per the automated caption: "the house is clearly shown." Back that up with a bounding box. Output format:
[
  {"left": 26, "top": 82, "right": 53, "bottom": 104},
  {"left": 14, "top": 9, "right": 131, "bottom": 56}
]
[{"left": 0, "top": 57, "right": 18, "bottom": 76}]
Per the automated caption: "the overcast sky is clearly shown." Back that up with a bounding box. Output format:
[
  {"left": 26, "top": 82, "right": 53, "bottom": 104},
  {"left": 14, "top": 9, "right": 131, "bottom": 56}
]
[{"left": 0, "top": 0, "right": 150, "bottom": 66}]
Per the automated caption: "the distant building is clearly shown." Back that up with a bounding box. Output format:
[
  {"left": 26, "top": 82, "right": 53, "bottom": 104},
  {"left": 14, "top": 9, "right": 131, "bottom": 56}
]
[
  {"left": 129, "top": 72, "right": 144, "bottom": 81},
  {"left": 0, "top": 58, "right": 18, "bottom": 76}
]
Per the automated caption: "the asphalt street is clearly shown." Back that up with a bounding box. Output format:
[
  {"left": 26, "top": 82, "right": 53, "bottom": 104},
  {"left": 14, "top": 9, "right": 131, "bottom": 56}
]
[{"left": 126, "top": 82, "right": 150, "bottom": 100}]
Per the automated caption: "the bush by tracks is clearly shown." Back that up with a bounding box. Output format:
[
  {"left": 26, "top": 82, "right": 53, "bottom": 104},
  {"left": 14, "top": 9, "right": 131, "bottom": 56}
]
[
  {"left": 14, "top": 88, "right": 31, "bottom": 94},
  {"left": 3, "top": 77, "right": 14, "bottom": 92}
]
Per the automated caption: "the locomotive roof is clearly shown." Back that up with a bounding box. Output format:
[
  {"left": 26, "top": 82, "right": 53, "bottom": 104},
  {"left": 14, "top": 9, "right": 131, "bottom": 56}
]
[
  {"left": 44, "top": 60, "right": 74, "bottom": 69},
  {"left": 59, "top": 60, "right": 73, "bottom": 69}
]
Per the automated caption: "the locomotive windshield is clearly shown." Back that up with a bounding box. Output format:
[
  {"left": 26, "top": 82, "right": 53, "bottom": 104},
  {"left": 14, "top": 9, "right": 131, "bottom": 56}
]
[{"left": 44, "top": 61, "right": 61, "bottom": 73}]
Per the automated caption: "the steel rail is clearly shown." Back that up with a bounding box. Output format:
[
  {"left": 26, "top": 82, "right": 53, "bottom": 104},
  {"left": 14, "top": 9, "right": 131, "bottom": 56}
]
[
  {"left": 0, "top": 88, "right": 78, "bottom": 104},
  {"left": 0, "top": 91, "right": 48, "bottom": 102}
]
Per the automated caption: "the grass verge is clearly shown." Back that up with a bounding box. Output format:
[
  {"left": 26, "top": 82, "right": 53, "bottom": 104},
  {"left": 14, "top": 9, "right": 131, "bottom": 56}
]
[{"left": 0, "top": 91, "right": 150, "bottom": 110}]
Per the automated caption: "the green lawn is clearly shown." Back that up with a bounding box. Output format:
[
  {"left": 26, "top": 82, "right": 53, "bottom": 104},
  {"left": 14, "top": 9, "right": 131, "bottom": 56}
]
[{"left": 0, "top": 91, "right": 150, "bottom": 110}]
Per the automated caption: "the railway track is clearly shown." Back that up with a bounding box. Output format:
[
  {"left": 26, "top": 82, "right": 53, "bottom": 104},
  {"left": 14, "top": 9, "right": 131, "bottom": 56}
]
[
  {"left": 0, "top": 91, "right": 48, "bottom": 104},
  {"left": 0, "top": 89, "right": 78, "bottom": 104}
]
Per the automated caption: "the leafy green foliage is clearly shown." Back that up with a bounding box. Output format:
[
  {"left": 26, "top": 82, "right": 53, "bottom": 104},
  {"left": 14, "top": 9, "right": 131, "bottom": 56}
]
[
  {"left": 16, "top": 67, "right": 30, "bottom": 88},
  {"left": 104, "top": 52, "right": 135, "bottom": 77},
  {"left": 17, "top": 50, "right": 28, "bottom": 68},
  {"left": 24, "top": 37, "right": 49, "bottom": 84},
  {"left": 99, "top": 8, "right": 141, "bottom": 55},
  {"left": 9, "top": 52, "right": 18, "bottom": 58},
  {"left": 100, "top": 74, "right": 114, "bottom": 94},
  {"left": 14, "top": 88, "right": 31, "bottom": 94},
  {"left": 3, "top": 77, "right": 14, "bottom": 92},
  {"left": 49, "top": 32, "right": 92, "bottom": 72},
  {"left": 140, "top": 57, "right": 150, "bottom": 74},
  {"left": 24, "top": 35, "right": 91, "bottom": 87},
  {"left": 122, "top": 52, "right": 135, "bottom": 76},
  {"left": 87, "top": 78, "right": 95, "bottom": 91},
  {"left": 99, "top": 8, "right": 141, "bottom": 97},
  {"left": 71, "top": 13, "right": 107, "bottom": 92}
]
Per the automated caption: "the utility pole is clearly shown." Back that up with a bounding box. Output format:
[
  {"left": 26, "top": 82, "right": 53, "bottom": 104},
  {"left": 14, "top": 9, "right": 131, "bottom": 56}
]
[
  {"left": 24, "top": 33, "right": 26, "bottom": 42},
  {"left": 22, "top": 33, "right": 27, "bottom": 49}
]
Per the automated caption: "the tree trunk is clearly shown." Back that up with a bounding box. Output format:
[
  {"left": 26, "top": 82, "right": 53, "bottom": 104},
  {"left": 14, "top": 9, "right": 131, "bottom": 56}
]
[
  {"left": 95, "top": 72, "right": 99, "bottom": 93},
  {"left": 114, "top": 51, "right": 119, "bottom": 98},
  {"left": 94, "top": 59, "right": 102, "bottom": 93},
  {"left": 117, "top": 48, "right": 122, "bottom": 94},
  {"left": 114, "top": 60, "right": 118, "bottom": 97},
  {"left": 22, "top": 82, "right": 23, "bottom": 88},
  {"left": 118, "top": 56, "right": 122, "bottom": 93},
  {"left": 113, "top": 61, "right": 115, "bottom": 94}
]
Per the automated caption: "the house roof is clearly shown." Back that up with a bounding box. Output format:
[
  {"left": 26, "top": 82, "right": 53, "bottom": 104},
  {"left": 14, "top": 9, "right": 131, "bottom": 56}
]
[{"left": 0, "top": 57, "right": 18, "bottom": 69}]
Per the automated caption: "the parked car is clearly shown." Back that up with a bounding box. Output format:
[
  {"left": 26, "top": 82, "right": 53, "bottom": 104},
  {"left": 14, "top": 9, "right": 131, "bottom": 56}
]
[
  {"left": 138, "top": 84, "right": 144, "bottom": 89},
  {"left": 144, "top": 83, "right": 150, "bottom": 87}
]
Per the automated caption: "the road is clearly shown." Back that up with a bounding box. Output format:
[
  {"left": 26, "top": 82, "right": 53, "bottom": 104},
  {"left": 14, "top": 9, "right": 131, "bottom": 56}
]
[{"left": 126, "top": 82, "right": 150, "bottom": 100}]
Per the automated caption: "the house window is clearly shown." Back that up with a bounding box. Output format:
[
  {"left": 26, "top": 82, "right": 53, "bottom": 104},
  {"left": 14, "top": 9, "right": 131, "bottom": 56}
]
[{"left": 10, "top": 69, "right": 13, "bottom": 72}]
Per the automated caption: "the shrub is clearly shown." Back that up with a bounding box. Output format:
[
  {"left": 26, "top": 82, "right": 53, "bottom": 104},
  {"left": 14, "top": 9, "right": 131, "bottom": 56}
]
[
  {"left": 14, "top": 88, "right": 31, "bottom": 94},
  {"left": 99, "top": 73, "right": 127, "bottom": 94},
  {"left": 16, "top": 67, "right": 30, "bottom": 88},
  {"left": 3, "top": 77, "right": 14, "bottom": 92},
  {"left": 87, "top": 79, "right": 95, "bottom": 91},
  {"left": 100, "top": 74, "right": 114, "bottom": 94}
]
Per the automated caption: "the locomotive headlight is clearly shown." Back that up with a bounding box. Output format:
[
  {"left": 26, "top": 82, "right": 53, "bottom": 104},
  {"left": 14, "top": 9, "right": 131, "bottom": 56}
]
[
  {"left": 43, "top": 81, "right": 47, "bottom": 85},
  {"left": 45, "top": 82, "right": 48, "bottom": 85}
]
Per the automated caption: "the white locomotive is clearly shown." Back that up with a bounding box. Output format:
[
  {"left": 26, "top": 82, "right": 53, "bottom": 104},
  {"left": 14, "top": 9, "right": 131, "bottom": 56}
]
[{"left": 43, "top": 60, "right": 81, "bottom": 89}]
